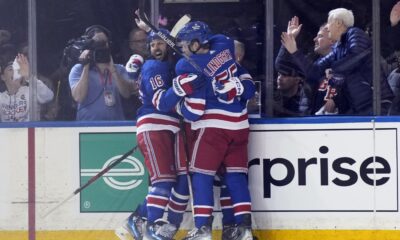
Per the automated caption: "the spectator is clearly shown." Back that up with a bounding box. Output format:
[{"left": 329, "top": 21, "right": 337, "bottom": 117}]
[
  {"left": 310, "top": 23, "right": 339, "bottom": 115},
  {"left": 387, "top": 2, "right": 400, "bottom": 115},
  {"left": 283, "top": 17, "right": 338, "bottom": 115},
  {"left": 388, "top": 68, "right": 400, "bottom": 114},
  {"left": 0, "top": 43, "right": 17, "bottom": 92},
  {"left": 282, "top": 8, "right": 394, "bottom": 115},
  {"left": 45, "top": 65, "right": 77, "bottom": 121},
  {"left": 0, "top": 53, "right": 53, "bottom": 122},
  {"left": 122, "top": 28, "right": 149, "bottom": 62},
  {"left": 274, "top": 48, "right": 312, "bottom": 117},
  {"left": 120, "top": 28, "right": 149, "bottom": 120},
  {"left": 68, "top": 25, "right": 135, "bottom": 121}
]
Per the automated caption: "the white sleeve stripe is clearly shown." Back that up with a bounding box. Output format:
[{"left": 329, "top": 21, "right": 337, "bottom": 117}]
[
  {"left": 175, "top": 101, "right": 183, "bottom": 116},
  {"left": 239, "top": 73, "right": 253, "bottom": 81},
  {"left": 184, "top": 100, "right": 204, "bottom": 115},
  {"left": 185, "top": 98, "right": 205, "bottom": 111},
  {"left": 152, "top": 89, "right": 164, "bottom": 110},
  {"left": 180, "top": 76, "right": 196, "bottom": 84},
  {"left": 185, "top": 97, "right": 206, "bottom": 104}
]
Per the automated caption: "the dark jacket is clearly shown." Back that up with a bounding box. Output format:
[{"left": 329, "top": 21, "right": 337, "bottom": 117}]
[
  {"left": 293, "top": 27, "right": 394, "bottom": 115},
  {"left": 273, "top": 84, "right": 312, "bottom": 117},
  {"left": 274, "top": 46, "right": 312, "bottom": 116}
]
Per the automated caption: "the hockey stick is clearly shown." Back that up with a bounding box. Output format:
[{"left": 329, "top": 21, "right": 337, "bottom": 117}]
[
  {"left": 170, "top": 14, "right": 191, "bottom": 37},
  {"left": 179, "top": 120, "right": 196, "bottom": 222},
  {"left": 41, "top": 145, "right": 139, "bottom": 218},
  {"left": 138, "top": 0, "right": 212, "bottom": 77}
]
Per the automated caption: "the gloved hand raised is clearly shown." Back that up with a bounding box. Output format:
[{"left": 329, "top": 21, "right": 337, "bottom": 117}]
[
  {"left": 214, "top": 77, "right": 243, "bottom": 103},
  {"left": 125, "top": 54, "right": 144, "bottom": 73},
  {"left": 173, "top": 73, "right": 203, "bottom": 96}
]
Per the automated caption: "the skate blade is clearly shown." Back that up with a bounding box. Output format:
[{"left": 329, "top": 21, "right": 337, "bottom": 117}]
[
  {"left": 241, "top": 231, "right": 254, "bottom": 240},
  {"left": 115, "top": 226, "right": 134, "bottom": 240}
]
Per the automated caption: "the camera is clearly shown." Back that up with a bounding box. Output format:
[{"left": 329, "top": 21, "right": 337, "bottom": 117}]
[
  {"left": 62, "top": 36, "right": 111, "bottom": 68},
  {"left": 92, "top": 47, "right": 111, "bottom": 64}
]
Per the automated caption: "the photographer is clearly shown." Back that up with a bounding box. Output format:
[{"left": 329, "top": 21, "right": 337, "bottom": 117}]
[{"left": 68, "top": 25, "right": 135, "bottom": 121}]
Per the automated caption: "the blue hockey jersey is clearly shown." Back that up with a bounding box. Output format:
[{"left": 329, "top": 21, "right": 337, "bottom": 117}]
[
  {"left": 136, "top": 59, "right": 180, "bottom": 134},
  {"left": 236, "top": 63, "right": 256, "bottom": 107},
  {"left": 175, "top": 34, "right": 255, "bottom": 130}
]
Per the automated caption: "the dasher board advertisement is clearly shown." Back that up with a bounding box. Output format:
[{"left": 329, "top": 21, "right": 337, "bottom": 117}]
[{"left": 248, "top": 127, "right": 398, "bottom": 212}]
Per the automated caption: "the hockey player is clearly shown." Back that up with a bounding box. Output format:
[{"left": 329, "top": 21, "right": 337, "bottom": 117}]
[
  {"left": 220, "top": 39, "right": 258, "bottom": 240},
  {"left": 115, "top": 28, "right": 204, "bottom": 240},
  {"left": 173, "top": 21, "right": 256, "bottom": 240}
]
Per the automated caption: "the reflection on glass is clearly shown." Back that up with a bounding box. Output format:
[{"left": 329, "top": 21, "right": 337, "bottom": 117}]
[{"left": 248, "top": 81, "right": 261, "bottom": 118}]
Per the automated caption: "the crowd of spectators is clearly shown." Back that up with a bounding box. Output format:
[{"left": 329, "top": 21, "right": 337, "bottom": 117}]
[
  {"left": 273, "top": 2, "right": 400, "bottom": 117},
  {"left": 2, "top": 1, "right": 400, "bottom": 121}
]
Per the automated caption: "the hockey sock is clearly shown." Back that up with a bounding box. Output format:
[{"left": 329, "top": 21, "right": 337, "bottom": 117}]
[
  {"left": 224, "top": 172, "right": 252, "bottom": 224},
  {"left": 167, "top": 174, "right": 190, "bottom": 226},
  {"left": 220, "top": 179, "right": 235, "bottom": 225},
  {"left": 192, "top": 172, "right": 214, "bottom": 228},
  {"left": 135, "top": 199, "right": 148, "bottom": 219},
  {"left": 146, "top": 181, "right": 174, "bottom": 223}
]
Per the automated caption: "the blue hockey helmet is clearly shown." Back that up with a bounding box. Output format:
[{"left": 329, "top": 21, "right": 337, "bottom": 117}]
[
  {"left": 176, "top": 21, "right": 211, "bottom": 44},
  {"left": 147, "top": 28, "right": 170, "bottom": 45}
]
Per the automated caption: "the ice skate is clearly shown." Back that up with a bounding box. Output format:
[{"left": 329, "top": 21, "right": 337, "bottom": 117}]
[
  {"left": 235, "top": 225, "right": 253, "bottom": 240},
  {"left": 115, "top": 212, "right": 146, "bottom": 240},
  {"left": 143, "top": 221, "right": 177, "bottom": 240},
  {"left": 182, "top": 225, "right": 212, "bottom": 240},
  {"left": 222, "top": 223, "right": 236, "bottom": 240},
  {"left": 235, "top": 214, "right": 254, "bottom": 240}
]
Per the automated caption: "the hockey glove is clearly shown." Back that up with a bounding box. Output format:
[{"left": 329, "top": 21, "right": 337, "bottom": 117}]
[
  {"left": 215, "top": 77, "right": 244, "bottom": 103},
  {"left": 125, "top": 54, "right": 144, "bottom": 74},
  {"left": 172, "top": 73, "right": 201, "bottom": 96}
]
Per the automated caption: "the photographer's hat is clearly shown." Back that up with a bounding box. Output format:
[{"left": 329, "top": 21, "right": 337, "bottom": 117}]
[{"left": 275, "top": 59, "right": 305, "bottom": 78}]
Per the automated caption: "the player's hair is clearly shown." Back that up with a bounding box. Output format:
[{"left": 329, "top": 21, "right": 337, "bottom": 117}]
[{"left": 328, "top": 8, "right": 354, "bottom": 28}]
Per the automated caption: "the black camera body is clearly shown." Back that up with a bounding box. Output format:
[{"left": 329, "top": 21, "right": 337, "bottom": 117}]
[
  {"left": 92, "top": 47, "right": 111, "bottom": 64},
  {"left": 63, "top": 36, "right": 111, "bottom": 68}
]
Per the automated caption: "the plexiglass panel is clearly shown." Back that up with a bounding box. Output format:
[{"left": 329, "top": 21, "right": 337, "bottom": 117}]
[
  {"left": 272, "top": 0, "right": 391, "bottom": 117},
  {"left": 0, "top": 1, "right": 30, "bottom": 121}
]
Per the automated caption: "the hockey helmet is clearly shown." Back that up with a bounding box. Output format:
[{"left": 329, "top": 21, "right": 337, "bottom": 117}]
[
  {"left": 147, "top": 28, "right": 170, "bottom": 45},
  {"left": 176, "top": 21, "right": 211, "bottom": 45}
]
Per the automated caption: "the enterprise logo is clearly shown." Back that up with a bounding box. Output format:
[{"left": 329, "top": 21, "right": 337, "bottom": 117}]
[
  {"left": 81, "top": 155, "right": 145, "bottom": 190},
  {"left": 248, "top": 128, "right": 398, "bottom": 212}
]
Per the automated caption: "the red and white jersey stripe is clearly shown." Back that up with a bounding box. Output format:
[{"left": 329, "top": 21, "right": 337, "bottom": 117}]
[
  {"left": 191, "top": 108, "right": 249, "bottom": 130},
  {"left": 136, "top": 113, "right": 180, "bottom": 134}
]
